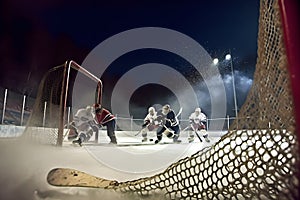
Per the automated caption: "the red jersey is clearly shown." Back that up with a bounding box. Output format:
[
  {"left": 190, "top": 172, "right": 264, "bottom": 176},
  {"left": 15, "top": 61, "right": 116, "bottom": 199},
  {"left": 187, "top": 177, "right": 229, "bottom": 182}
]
[{"left": 95, "top": 108, "right": 115, "bottom": 125}]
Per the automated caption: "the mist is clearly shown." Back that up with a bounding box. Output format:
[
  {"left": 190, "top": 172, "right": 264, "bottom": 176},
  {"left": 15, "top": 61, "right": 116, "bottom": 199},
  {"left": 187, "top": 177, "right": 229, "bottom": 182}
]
[{"left": 0, "top": 139, "right": 164, "bottom": 200}]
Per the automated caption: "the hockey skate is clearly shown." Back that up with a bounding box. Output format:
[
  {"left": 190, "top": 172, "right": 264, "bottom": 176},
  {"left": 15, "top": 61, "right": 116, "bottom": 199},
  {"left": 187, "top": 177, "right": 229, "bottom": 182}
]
[
  {"left": 204, "top": 136, "right": 210, "bottom": 142},
  {"left": 188, "top": 135, "right": 196, "bottom": 143},
  {"left": 173, "top": 135, "right": 182, "bottom": 143},
  {"left": 108, "top": 141, "right": 117, "bottom": 145},
  {"left": 109, "top": 136, "right": 117, "bottom": 145},
  {"left": 173, "top": 138, "right": 182, "bottom": 143},
  {"left": 154, "top": 138, "right": 161, "bottom": 144},
  {"left": 142, "top": 137, "right": 147, "bottom": 142},
  {"left": 188, "top": 137, "right": 194, "bottom": 143},
  {"left": 72, "top": 138, "right": 82, "bottom": 146}
]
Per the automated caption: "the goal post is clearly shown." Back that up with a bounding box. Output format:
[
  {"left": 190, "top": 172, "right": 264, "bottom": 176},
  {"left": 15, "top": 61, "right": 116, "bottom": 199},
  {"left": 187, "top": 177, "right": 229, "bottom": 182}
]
[
  {"left": 278, "top": 0, "right": 300, "bottom": 189},
  {"left": 278, "top": 0, "right": 300, "bottom": 151},
  {"left": 23, "top": 60, "right": 103, "bottom": 146}
]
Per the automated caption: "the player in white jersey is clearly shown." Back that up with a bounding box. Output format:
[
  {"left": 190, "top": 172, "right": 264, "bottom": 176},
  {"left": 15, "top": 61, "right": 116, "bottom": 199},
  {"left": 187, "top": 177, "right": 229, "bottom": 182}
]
[
  {"left": 69, "top": 105, "right": 99, "bottom": 146},
  {"left": 188, "top": 107, "right": 210, "bottom": 142},
  {"left": 141, "top": 107, "right": 159, "bottom": 142}
]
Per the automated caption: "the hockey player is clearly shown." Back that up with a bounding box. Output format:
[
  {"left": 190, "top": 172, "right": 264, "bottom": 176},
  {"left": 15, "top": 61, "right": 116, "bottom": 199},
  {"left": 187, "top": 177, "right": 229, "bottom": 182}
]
[
  {"left": 71, "top": 105, "right": 99, "bottom": 146},
  {"left": 94, "top": 104, "right": 117, "bottom": 144},
  {"left": 188, "top": 107, "right": 210, "bottom": 142},
  {"left": 155, "top": 104, "right": 181, "bottom": 144},
  {"left": 141, "top": 106, "right": 159, "bottom": 142}
]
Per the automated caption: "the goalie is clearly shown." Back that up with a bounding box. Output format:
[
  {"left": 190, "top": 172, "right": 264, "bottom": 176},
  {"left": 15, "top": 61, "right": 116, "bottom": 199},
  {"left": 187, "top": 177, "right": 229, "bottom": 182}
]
[
  {"left": 187, "top": 107, "right": 210, "bottom": 142},
  {"left": 71, "top": 104, "right": 117, "bottom": 146},
  {"left": 155, "top": 104, "right": 181, "bottom": 144},
  {"left": 70, "top": 105, "right": 99, "bottom": 146}
]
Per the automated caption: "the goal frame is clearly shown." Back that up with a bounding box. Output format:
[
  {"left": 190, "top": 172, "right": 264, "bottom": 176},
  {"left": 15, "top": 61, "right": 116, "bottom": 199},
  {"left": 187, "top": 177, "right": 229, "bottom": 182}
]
[{"left": 57, "top": 60, "right": 103, "bottom": 146}]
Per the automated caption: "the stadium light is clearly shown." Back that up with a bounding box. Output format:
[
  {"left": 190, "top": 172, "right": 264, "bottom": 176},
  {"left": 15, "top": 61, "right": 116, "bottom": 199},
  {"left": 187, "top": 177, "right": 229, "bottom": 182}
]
[
  {"left": 213, "top": 58, "right": 219, "bottom": 65},
  {"left": 225, "top": 53, "right": 238, "bottom": 122},
  {"left": 225, "top": 54, "right": 231, "bottom": 61},
  {"left": 213, "top": 53, "right": 238, "bottom": 127}
]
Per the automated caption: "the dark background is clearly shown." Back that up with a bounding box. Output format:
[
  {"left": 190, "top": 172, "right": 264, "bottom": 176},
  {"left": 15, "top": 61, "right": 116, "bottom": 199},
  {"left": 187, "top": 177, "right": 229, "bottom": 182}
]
[{"left": 0, "top": 0, "right": 260, "bottom": 118}]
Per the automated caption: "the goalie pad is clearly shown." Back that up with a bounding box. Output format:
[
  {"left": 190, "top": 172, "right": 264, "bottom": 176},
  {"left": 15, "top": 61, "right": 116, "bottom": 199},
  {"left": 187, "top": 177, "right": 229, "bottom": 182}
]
[{"left": 67, "top": 128, "right": 78, "bottom": 141}]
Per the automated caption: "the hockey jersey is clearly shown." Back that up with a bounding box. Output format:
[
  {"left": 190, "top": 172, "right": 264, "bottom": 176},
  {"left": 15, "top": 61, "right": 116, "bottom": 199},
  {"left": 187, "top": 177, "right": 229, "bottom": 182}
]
[
  {"left": 189, "top": 112, "right": 206, "bottom": 124},
  {"left": 95, "top": 108, "right": 115, "bottom": 125},
  {"left": 73, "top": 108, "right": 95, "bottom": 127},
  {"left": 157, "top": 109, "right": 179, "bottom": 127},
  {"left": 144, "top": 112, "right": 157, "bottom": 124}
]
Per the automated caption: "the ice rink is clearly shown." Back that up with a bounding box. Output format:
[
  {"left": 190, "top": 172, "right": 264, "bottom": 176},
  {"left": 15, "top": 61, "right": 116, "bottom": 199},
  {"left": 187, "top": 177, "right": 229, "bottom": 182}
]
[{"left": 0, "top": 130, "right": 223, "bottom": 200}]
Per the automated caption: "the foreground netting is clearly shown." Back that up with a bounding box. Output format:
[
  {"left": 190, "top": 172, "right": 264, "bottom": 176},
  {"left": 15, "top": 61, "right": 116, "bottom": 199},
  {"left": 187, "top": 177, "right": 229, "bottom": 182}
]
[{"left": 104, "top": 0, "right": 299, "bottom": 199}]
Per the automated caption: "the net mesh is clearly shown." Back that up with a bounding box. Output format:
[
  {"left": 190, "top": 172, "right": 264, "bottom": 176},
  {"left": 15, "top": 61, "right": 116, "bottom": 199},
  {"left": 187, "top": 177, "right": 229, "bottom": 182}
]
[
  {"left": 22, "top": 65, "right": 66, "bottom": 145},
  {"left": 106, "top": 0, "right": 299, "bottom": 199}
]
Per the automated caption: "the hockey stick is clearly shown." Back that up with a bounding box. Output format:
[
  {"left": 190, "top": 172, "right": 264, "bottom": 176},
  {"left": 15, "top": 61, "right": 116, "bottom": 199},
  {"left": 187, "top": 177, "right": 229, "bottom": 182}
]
[
  {"left": 193, "top": 129, "right": 203, "bottom": 142},
  {"left": 133, "top": 128, "right": 144, "bottom": 136},
  {"left": 176, "top": 107, "right": 183, "bottom": 118},
  {"left": 181, "top": 125, "right": 191, "bottom": 132},
  {"left": 47, "top": 168, "right": 118, "bottom": 188},
  {"left": 190, "top": 124, "right": 203, "bottom": 142}
]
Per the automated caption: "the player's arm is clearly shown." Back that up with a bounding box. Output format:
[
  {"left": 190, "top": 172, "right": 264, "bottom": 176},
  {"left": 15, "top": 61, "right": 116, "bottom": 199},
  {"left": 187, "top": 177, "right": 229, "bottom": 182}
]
[
  {"left": 155, "top": 114, "right": 165, "bottom": 126},
  {"left": 165, "top": 111, "right": 177, "bottom": 127},
  {"left": 189, "top": 115, "right": 194, "bottom": 125},
  {"left": 142, "top": 119, "right": 150, "bottom": 128}
]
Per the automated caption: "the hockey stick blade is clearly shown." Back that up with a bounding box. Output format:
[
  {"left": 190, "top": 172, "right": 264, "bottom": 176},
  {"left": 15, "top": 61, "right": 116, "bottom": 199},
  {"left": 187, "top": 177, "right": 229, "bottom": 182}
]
[
  {"left": 47, "top": 168, "right": 119, "bottom": 188},
  {"left": 176, "top": 107, "right": 183, "bottom": 118}
]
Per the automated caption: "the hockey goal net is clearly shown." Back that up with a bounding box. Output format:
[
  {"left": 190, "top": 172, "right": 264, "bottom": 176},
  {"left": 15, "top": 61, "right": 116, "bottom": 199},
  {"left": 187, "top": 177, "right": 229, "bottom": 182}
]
[
  {"left": 22, "top": 60, "right": 102, "bottom": 146},
  {"left": 96, "top": 0, "right": 298, "bottom": 199}
]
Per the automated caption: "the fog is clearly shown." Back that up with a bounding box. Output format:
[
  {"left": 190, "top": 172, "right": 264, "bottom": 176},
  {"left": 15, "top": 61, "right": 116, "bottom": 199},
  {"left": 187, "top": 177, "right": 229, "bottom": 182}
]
[{"left": 0, "top": 139, "right": 164, "bottom": 200}]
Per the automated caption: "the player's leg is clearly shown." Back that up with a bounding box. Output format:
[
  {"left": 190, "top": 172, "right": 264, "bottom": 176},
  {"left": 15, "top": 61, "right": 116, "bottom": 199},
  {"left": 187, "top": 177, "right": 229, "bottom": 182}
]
[
  {"left": 105, "top": 120, "right": 117, "bottom": 144},
  {"left": 141, "top": 127, "right": 148, "bottom": 142},
  {"left": 72, "top": 123, "right": 90, "bottom": 146},
  {"left": 72, "top": 132, "right": 86, "bottom": 146},
  {"left": 155, "top": 126, "right": 164, "bottom": 144},
  {"left": 172, "top": 125, "right": 181, "bottom": 143},
  {"left": 85, "top": 128, "right": 93, "bottom": 141},
  {"left": 200, "top": 123, "right": 210, "bottom": 142},
  {"left": 89, "top": 120, "right": 100, "bottom": 143},
  {"left": 187, "top": 124, "right": 195, "bottom": 143},
  {"left": 67, "top": 122, "right": 78, "bottom": 141}
]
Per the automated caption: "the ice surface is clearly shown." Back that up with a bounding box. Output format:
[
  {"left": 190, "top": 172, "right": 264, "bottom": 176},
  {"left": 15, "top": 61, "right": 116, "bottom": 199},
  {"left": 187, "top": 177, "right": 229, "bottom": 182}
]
[{"left": 0, "top": 131, "right": 221, "bottom": 200}]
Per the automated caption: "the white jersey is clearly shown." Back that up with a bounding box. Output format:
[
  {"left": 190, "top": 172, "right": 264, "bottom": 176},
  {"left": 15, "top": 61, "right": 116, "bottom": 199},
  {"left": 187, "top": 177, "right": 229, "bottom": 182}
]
[
  {"left": 73, "top": 108, "right": 95, "bottom": 128},
  {"left": 189, "top": 112, "right": 206, "bottom": 124},
  {"left": 144, "top": 112, "right": 157, "bottom": 124}
]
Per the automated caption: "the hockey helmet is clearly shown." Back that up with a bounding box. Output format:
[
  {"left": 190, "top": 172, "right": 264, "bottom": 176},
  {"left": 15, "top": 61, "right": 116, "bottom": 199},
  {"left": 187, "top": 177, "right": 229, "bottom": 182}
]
[
  {"left": 86, "top": 105, "right": 93, "bottom": 113},
  {"left": 148, "top": 107, "right": 155, "bottom": 115},
  {"left": 162, "top": 104, "right": 170, "bottom": 115},
  {"left": 195, "top": 107, "right": 201, "bottom": 113}
]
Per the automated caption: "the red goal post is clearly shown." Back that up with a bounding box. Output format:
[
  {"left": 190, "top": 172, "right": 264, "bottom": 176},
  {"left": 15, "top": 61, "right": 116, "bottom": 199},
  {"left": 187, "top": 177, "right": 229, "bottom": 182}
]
[
  {"left": 279, "top": 0, "right": 300, "bottom": 188},
  {"left": 56, "top": 60, "right": 103, "bottom": 146}
]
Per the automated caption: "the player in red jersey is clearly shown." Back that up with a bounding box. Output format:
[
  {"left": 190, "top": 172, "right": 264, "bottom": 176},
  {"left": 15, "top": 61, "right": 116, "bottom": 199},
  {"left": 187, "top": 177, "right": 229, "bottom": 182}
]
[{"left": 94, "top": 103, "right": 117, "bottom": 144}]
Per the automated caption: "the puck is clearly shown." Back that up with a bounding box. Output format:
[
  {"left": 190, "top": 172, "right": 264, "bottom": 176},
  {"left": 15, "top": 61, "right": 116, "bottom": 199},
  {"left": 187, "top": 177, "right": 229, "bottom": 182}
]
[{"left": 149, "top": 139, "right": 154, "bottom": 141}]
